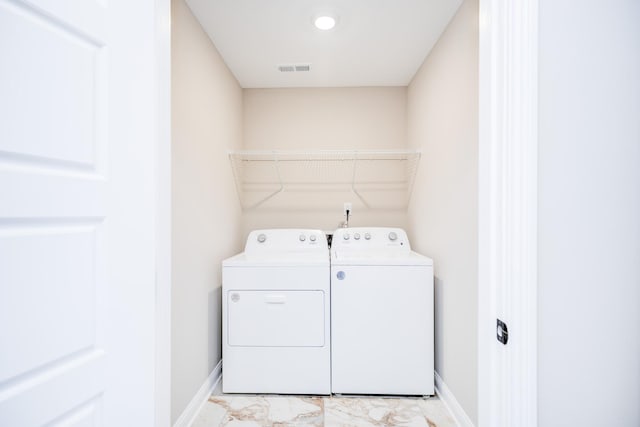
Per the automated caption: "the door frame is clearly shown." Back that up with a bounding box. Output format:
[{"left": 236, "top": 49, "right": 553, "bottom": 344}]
[
  {"left": 478, "top": 0, "right": 538, "bottom": 426},
  {"left": 150, "top": 0, "right": 542, "bottom": 424},
  {"left": 154, "top": 0, "right": 172, "bottom": 425}
]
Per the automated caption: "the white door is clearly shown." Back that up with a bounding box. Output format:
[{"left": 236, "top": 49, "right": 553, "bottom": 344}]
[{"left": 0, "top": 0, "right": 166, "bottom": 425}]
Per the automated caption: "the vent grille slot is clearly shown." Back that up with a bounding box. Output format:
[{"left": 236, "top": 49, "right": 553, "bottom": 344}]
[{"left": 278, "top": 64, "right": 311, "bottom": 73}]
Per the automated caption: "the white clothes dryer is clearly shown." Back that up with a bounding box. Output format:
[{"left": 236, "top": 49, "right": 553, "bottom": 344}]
[
  {"left": 330, "top": 227, "right": 434, "bottom": 396},
  {"left": 222, "top": 229, "right": 330, "bottom": 394}
]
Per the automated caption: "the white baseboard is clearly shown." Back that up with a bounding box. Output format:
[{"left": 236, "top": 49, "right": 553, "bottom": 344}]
[
  {"left": 173, "top": 360, "right": 222, "bottom": 427},
  {"left": 434, "top": 371, "right": 475, "bottom": 427}
]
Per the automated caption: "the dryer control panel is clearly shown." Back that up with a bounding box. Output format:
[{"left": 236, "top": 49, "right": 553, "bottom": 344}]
[
  {"left": 331, "top": 227, "right": 411, "bottom": 253},
  {"left": 245, "top": 229, "right": 328, "bottom": 256}
]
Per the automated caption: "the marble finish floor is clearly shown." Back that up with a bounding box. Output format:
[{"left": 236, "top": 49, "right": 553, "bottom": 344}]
[{"left": 192, "top": 393, "right": 457, "bottom": 427}]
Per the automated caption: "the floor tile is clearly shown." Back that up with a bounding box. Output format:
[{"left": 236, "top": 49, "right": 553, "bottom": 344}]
[
  {"left": 323, "top": 397, "right": 434, "bottom": 427},
  {"left": 191, "top": 394, "right": 457, "bottom": 427},
  {"left": 191, "top": 399, "right": 228, "bottom": 427},
  {"left": 417, "top": 399, "right": 457, "bottom": 427},
  {"left": 208, "top": 395, "right": 324, "bottom": 427}
]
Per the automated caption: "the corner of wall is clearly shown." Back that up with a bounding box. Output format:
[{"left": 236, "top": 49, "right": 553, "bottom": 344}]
[
  {"left": 171, "top": 0, "right": 243, "bottom": 422},
  {"left": 406, "top": 0, "right": 479, "bottom": 424}
]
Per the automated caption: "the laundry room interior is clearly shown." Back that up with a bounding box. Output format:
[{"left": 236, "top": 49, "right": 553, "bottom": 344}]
[
  {"left": 167, "top": 0, "right": 637, "bottom": 420},
  {"left": 171, "top": 0, "right": 477, "bottom": 424}
]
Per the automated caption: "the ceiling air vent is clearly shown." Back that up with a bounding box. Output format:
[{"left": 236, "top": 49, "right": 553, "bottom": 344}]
[{"left": 278, "top": 64, "right": 311, "bottom": 73}]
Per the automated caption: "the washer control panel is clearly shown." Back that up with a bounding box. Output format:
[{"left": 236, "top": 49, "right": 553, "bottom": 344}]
[{"left": 332, "top": 227, "right": 411, "bottom": 253}]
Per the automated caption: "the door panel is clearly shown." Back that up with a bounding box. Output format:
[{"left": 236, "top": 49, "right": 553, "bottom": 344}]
[
  {"left": 0, "top": 0, "right": 104, "bottom": 168},
  {"left": 0, "top": 224, "right": 99, "bottom": 382},
  {"left": 0, "top": 0, "right": 161, "bottom": 424}
]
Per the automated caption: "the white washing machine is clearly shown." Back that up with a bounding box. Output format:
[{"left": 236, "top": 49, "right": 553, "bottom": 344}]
[
  {"left": 331, "top": 227, "right": 434, "bottom": 395},
  {"left": 222, "top": 229, "right": 331, "bottom": 394}
]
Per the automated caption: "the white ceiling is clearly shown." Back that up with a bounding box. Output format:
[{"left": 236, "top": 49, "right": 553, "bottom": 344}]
[{"left": 185, "top": 0, "right": 463, "bottom": 88}]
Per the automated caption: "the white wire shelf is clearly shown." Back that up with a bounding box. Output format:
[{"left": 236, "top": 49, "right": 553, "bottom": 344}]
[{"left": 229, "top": 150, "right": 421, "bottom": 210}]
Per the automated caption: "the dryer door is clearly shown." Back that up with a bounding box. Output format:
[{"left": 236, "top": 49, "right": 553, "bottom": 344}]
[{"left": 227, "top": 290, "right": 325, "bottom": 347}]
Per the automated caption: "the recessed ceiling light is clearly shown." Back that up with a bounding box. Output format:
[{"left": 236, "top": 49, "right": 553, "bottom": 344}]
[{"left": 314, "top": 15, "right": 336, "bottom": 30}]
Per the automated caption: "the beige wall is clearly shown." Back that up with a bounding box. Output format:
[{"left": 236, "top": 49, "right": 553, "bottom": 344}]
[
  {"left": 242, "top": 87, "right": 408, "bottom": 235},
  {"left": 407, "top": 0, "right": 478, "bottom": 423},
  {"left": 171, "top": 0, "right": 243, "bottom": 422}
]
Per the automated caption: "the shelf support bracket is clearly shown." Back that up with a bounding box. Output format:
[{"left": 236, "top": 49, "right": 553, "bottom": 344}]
[
  {"left": 350, "top": 151, "right": 370, "bottom": 208},
  {"left": 241, "top": 151, "right": 285, "bottom": 210}
]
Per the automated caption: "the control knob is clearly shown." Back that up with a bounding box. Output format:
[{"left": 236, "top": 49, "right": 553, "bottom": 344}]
[
  {"left": 257, "top": 233, "right": 266, "bottom": 243},
  {"left": 299, "top": 234, "right": 306, "bottom": 242},
  {"left": 388, "top": 232, "right": 398, "bottom": 241}
]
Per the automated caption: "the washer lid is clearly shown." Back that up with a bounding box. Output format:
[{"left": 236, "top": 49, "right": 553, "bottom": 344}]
[
  {"left": 331, "top": 227, "right": 411, "bottom": 253},
  {"left": 330, "top": 227, "right": 432, "bottom": 266},
  {"left": 331, "top": 250, "right": 433, "bottom": 267}
]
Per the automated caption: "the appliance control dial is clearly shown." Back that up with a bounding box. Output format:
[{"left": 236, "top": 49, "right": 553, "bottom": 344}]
[
  {"left": 343, "top": 233, "right": 350, "bottom": 240},
  {"left": 299, "top": 234, "right": 306, "bottom": 242},
  {"left": 354, "top": 233, "right": 361, "bottom": 240},
  {"left": 309, "top": 235, "right": 316, "bottom": 242},
  {"left": 364, "top": 233, "right": 371, "bottom": 240},
  {"left": 257, "top": 233, "right": 266, "bottom": 243},
  {"left": 388, "top": 232, "right": 398, "bottom": 241}
]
